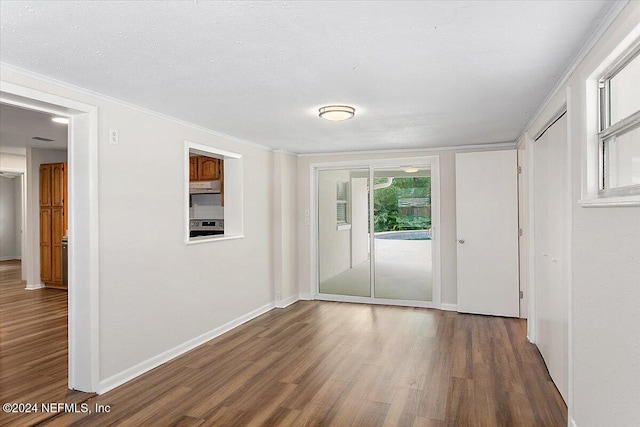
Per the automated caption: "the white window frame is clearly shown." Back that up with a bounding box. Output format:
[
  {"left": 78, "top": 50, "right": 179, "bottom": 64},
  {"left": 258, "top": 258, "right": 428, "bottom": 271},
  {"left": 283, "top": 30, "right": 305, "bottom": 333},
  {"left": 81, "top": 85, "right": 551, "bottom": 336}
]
[
  {"left": 597, "top": 47, "right": 640, "bottom": 199},
  {"left": 581, "top": 27, "right": 640, "bottom": 208},
  {"left": 336, "top": 180, "right": 351, "bottom": 231}
]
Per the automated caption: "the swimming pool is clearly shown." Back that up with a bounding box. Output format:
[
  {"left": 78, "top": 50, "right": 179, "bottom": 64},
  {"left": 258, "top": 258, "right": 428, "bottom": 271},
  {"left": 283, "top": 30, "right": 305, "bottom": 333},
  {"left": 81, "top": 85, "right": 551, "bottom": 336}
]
[{"left": 375, "top": 230, "right": 431, "bottom": 240}]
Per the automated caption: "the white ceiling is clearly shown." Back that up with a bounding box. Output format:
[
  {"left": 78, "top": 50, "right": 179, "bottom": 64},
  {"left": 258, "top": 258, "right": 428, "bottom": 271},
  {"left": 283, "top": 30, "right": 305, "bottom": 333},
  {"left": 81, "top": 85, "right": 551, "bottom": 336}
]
[
  {"left": 0, "top": 1, "right": 616, "bottom": 154},
  {"left": 0, "top": 103, "right": 68, "bottom": 154}
]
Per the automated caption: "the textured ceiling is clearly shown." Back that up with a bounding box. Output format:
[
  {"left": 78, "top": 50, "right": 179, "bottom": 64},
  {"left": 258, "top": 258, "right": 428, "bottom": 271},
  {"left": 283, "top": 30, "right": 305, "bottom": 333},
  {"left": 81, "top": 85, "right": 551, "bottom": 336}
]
[
  {"left": 0, "top": 1, "right": 615, "bottom": 154},
  {"left": 0, "top": 103, "right": 68, "bottom": 154}
]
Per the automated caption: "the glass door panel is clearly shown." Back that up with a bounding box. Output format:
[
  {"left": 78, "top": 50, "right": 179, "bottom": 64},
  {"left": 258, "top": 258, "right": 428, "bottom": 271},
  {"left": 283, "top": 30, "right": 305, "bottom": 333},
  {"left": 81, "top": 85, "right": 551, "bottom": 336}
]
[
  {"left": 318, "top": 169, "right": 370, "bottom": 296},
  {"left": 373, "top": 167, "right": 432, "bottom": 301}
]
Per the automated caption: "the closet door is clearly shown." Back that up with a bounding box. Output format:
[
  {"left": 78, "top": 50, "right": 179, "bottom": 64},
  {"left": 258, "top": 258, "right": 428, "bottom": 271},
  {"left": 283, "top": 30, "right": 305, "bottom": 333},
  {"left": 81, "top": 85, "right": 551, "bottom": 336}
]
[
  {"left": 456, "top": 150, "right": 519, "bottom": 317},
  {"left": 534, "top": 113, "right": 568, "bottom": 402}
]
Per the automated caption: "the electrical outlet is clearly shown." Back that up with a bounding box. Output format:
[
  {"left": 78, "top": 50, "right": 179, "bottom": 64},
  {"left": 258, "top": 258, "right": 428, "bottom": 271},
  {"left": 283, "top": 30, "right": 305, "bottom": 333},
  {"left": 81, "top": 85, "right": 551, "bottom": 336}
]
[
  {"left": 304, "top": 218, "right": 310, "bottom": 226},
  {"left": 304, "top": 209, "right": 310, "bottom": 217},
  {"left": 109, "top": 128, "right": 119, "bottom": 145}
]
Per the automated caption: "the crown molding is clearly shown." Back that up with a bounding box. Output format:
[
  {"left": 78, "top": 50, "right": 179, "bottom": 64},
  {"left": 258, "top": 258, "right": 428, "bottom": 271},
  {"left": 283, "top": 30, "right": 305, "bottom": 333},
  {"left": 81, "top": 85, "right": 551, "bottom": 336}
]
[
  {"left": 513, "top": 0, "right": 629, "bottom": 144},
  {"left": 0, "top": 63, "right": 274, "bottom": 153},
  {"left": 298, "top": 141, "right": 517, "bottom": 158}
]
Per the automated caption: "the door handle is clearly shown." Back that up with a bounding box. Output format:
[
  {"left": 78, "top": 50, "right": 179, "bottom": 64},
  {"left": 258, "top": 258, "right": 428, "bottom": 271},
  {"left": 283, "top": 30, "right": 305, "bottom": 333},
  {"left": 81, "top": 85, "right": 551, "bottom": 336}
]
[{"left": 458, "top": 239, "right": 465, "bottom": 244}]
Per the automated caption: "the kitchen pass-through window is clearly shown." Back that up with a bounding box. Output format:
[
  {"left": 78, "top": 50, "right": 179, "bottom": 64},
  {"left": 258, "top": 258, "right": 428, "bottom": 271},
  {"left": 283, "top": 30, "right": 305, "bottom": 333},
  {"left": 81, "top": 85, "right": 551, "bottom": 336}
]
[{"left": 184, "top": 140, "right": 244, "bottom": 244}]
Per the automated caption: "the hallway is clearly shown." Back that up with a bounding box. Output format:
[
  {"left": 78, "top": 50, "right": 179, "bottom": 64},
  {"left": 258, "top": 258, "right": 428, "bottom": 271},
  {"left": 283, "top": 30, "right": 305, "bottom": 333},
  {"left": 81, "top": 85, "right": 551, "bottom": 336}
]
[{"left": 0, "top": 260, "right": 93, "bottom": 427}]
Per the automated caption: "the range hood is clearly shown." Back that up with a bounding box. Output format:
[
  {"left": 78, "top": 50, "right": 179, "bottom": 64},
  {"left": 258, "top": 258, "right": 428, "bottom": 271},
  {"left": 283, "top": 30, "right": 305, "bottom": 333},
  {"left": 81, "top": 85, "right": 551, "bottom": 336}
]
[{"left": 189, "top": 180, "right": 221, "bottom": 194}]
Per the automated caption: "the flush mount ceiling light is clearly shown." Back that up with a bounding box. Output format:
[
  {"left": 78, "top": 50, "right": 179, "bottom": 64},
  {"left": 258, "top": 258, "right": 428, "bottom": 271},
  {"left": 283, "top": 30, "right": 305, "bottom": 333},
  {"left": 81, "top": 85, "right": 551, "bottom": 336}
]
[
  {"left": 403, "top": 166, "right": 419, "bottom": 173},
  {"left": 51, "top": 117, "right": 69, "bottom": 124},
  {"left": 319, "top": 105, "right": 355, "bottom": 121}
]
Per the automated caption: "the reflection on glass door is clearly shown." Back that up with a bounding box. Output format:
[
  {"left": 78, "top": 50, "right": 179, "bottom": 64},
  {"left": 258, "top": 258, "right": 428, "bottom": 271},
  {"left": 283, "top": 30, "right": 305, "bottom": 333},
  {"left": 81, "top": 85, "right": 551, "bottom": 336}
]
[
  {"left": 318, "top": 169, "right": 370, "bottom": 296},
  {"left": 373, "top": 167, "right": 432, "bottom": 301}
]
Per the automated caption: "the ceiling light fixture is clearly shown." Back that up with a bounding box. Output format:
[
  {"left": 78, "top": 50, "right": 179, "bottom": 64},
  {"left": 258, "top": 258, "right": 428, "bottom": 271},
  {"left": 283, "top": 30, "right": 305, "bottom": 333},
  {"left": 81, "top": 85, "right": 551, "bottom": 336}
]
[
  {"left": 51, "top": 117, "right": 69, "bottom": 124},
  {"left": 319, "top": 105, "right": 355, "bottom": 121},
  {"left": 403, "top": 166, "right": 419, "bottom": 173}
]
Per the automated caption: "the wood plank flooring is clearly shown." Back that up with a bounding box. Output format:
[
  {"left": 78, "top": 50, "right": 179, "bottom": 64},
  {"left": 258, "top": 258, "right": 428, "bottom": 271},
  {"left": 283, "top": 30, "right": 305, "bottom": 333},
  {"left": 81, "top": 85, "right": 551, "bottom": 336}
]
[
  {"left": 0, "top": 260, "right": 94, "bottom": 427},
  {"left": 33, "top": 293, "right": 566, "bottom": 426}
]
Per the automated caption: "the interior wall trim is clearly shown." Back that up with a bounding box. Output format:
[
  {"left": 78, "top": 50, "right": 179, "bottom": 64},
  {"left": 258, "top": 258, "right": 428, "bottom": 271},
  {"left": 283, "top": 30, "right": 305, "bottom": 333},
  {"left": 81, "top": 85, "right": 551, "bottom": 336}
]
[
  {"left": 0, "top": 63, "right": 273, "bottom": 154},
  {"left": 298, "top": 142, "right": 516, "bottom": 158},
  {"left": 275, "top": 294, "right": 300, "bottom": 309},
  {"left": 533, "top": 108, "right": 568, "bottom": 142},
  {"left": 440, "top": 303, "right": 458, "bottom": 312},
  {"left": 513, "top": 0, "right": 629, "bottom": 145},
  {"left": 98, "top": 301, "right": 276, "bottom": 395}
]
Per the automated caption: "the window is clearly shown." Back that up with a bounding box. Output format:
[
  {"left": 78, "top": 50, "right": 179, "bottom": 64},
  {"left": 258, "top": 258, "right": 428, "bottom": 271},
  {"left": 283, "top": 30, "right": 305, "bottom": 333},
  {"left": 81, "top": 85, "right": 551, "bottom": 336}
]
[
  {"left": 336, "top": 181, "right": 350, "bottom": 229},
  {"left": 184, "top": 140, "right": 243, "bottom": 244},
  {"left": 598, "top": 47, "right": 640, "bottom": 198}
]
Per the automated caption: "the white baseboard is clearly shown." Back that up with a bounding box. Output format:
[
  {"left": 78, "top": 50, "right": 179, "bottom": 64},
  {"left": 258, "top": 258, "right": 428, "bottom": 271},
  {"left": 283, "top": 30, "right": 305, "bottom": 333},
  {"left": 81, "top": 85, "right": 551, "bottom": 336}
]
[
  {"left": 25, "top": 283, "right": 45, "bottom": 290},
  {"left": 440, "top": 303, "right": 458, "bottom": 312},
  {"left": 98, "top": 301, "right": 275, "bottom": 394},
  {"left": 299, "top": 292, "right": 313, "bottom": 300},
  {"left": 275, "top": 294, "right": 299, "bottom": 309},
  {"left": 0, "top": 256, "right": 21, "bottom": 261}
]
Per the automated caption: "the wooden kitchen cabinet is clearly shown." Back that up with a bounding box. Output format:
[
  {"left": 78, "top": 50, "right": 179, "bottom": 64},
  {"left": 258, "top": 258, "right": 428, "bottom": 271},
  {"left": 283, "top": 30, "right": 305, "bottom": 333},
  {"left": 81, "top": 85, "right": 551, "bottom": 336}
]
[
  {"left": 197, "top": 156, "right": 219, "bottom": 180},
  {"left": 40, "top": 164, "right": 51, "bottom": 206},
  {"left": 39, "top": 207, "right": 52, "bottom": 283},
  {"left": 189, "top": 155, "right": 224, "bottom": 206},
  {"left": 40, "top": 162, "right": 67, "bottom": 289},
  {"left": 190, "top": 155, "right": 222, "bottom": 181},
  {"left": 189, "top": 156, "right": 198, "bottom": 181}
]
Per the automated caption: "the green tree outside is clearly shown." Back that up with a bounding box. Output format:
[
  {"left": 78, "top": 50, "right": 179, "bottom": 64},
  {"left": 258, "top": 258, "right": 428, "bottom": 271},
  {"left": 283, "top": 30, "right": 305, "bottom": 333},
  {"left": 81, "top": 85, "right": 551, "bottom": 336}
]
[{"left": 373, "top": 177, "right": 431, "bottom": 232}]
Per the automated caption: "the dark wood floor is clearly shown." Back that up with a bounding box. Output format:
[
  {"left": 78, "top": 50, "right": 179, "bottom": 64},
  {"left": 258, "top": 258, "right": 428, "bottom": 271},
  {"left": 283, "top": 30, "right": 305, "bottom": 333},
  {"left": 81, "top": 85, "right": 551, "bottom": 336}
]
[
  {"left": 0, "top": 260, "right": 94, "bottom": 427},
  {"left": 2, "top": 258, "right": 566, "bottom": 426}
]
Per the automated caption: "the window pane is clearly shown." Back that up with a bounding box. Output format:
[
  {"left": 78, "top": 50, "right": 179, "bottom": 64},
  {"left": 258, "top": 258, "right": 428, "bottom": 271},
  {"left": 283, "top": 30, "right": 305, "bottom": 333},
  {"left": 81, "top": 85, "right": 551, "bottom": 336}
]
[
  {"left": 318, "top": 169, "right": 370, "bottom": 297},
  {"left": 373, "top": 169, "right": 433, "bottom": 302},
  {"left": 336, "top": 203, "right": 347, "bottom": 223},
  {"left": 605, "top": 124, "right": 640, "bottom": 189},
  {"left": 610, "top": 53, "right": 640, "bottom": 125}
]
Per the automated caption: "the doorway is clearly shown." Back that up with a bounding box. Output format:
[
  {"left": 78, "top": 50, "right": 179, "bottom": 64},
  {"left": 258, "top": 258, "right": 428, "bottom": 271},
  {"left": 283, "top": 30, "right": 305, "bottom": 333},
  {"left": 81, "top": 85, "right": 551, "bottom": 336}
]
[
  {"left": 314, "top": 157, "right": 440, "bottom": 308},
  {"left": 0, "top": 82, "right": 99, "bottom": 393}
]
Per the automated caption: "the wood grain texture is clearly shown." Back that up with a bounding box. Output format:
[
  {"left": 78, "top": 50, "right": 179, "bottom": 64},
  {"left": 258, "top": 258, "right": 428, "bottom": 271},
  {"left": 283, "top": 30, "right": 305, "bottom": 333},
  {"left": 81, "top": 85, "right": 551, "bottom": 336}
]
[
  {"left": 36, "top": 298, "right": 565, "bottom": 426},
  {"left": 0, "top": 260, "right": 93, "bottom": 427}
]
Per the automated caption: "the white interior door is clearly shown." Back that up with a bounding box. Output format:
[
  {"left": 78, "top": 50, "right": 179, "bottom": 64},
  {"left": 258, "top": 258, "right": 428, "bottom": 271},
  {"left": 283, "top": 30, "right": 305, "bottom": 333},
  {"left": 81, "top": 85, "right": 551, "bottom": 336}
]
[
  {"left": 455, "top": 150, "right": 519, "bottom": 317},
  {"left": 533, "top": 113, "right": 568, "bottom": 402}
]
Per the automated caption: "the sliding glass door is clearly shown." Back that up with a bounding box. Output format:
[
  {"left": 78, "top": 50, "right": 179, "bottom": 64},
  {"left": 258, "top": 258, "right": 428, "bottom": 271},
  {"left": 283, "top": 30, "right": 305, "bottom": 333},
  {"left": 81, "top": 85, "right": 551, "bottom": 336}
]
[
  {"left": 318, "top": 169, "right": 370, "bottom": 297},
  {"left": 373, "top": 168, "right": 432, "bottom": 301},
  {"left": 316, "top": 160, "right": 437, "bottom": 307}
]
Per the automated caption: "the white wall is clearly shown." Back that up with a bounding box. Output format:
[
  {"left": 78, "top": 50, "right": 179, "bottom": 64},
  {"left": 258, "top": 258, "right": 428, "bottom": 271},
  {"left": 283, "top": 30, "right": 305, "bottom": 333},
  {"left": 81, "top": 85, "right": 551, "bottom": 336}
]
[
  {"left": 273, "top": 151, "right": 298, "bottom": 305},
  {"left": 524, "top": 3, "right": 640, "bottom": 426},
  {"left": 0, "top": 175, "right": 19, "bottom": 260},
  {"left": 14, "top": 177, "right": 22, "bottom": 258},
  {"left": 2, "top": 68, "right": 276, "bottom": 385},
  {"left": 0, "top": 152, "right": 27, "bottom": 171}
]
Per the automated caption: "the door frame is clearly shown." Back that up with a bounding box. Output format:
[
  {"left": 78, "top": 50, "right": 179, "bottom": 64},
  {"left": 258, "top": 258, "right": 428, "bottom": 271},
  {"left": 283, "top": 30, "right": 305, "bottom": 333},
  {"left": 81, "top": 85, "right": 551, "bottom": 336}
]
[
  {"left": 0, "top": 81, "right": 100, "bottom": 393},
  {"left": 309, "top": 156, "right": 441, "bottom": 309},
  {"left": 0, "top": 168, "right": 26, "bottom": 278}
]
